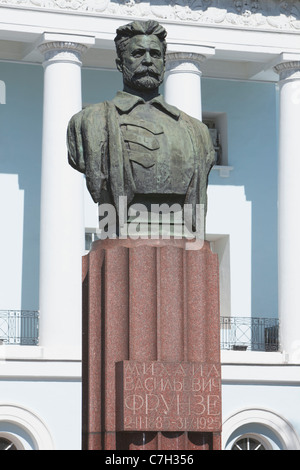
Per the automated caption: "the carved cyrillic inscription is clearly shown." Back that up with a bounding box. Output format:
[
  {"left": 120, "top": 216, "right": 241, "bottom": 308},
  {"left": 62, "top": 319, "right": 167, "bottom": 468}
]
[{"left": 116, "top": 361, "right": 222, "bottom": 432}]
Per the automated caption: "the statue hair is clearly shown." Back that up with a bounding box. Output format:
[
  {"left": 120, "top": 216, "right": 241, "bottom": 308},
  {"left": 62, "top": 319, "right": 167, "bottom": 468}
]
[{"left": 114, "top": 20, "right": 167, "bottom": 61}]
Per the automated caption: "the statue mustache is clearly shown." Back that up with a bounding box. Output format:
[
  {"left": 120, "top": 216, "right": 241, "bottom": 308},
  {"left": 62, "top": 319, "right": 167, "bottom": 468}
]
[
  {"left": 122, "top": 64, "right": 161, "bottom": 79},
  {"left": 134, "top": 66, "right": 160, "bottom": 78}
]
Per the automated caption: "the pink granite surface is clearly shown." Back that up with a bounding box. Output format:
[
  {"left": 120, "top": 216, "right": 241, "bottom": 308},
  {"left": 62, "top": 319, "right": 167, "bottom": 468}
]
[
  {"left": 116, "top": 360, "right": 221, "bottom": 432},
  {"left": 82, "top": 238, "right": 221, "bottom": 450}
]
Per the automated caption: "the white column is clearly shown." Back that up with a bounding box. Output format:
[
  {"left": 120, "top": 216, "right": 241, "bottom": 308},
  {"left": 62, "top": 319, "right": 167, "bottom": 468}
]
[
  {"left": 38, "top": 39, "right": 88, "bottom": 359},
  {"left": 164, "top": 52, "right": 205, "bottom": 121},
  {"left": 274, "top": 60, "right": 300, "bottom": 362}
]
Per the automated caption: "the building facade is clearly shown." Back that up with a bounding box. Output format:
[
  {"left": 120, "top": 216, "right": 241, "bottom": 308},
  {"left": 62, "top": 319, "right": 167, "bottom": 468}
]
[{"left": 0, "top": 0, "right": 300, "bottom": 450}]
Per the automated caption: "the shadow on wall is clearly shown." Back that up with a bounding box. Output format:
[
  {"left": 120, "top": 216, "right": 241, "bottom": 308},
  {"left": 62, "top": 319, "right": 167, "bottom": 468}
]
[
  {"left": 0, "top": 63, "right": 43, "bottom": 310},
  {"left": 0, "top": 66, "right": 121, "bottom": 312},
  {"left": 203, "top": 78, "right": 278, "bottom": 319}
]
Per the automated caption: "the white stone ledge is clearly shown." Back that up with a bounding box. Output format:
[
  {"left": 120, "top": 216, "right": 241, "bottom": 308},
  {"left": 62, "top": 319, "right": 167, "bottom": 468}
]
[
  {"left": 0, "top": 345, "right": 44, "bottom": 360},
  {"left": 221, "top": 350, "right": 285, "bottom": 365},
  {"left": 0, "top": 358, "right": 81, "bottom": 379},
  {"left": 222, "top": 363, "right": 300, "bottom": 384},
  {"left": 222, "top": 351, "right": 300, "bottom": 384},
  {"left": 212, "top": 165, "right": 234, "bottom": 177},
  {"left": 0, "top": 345, "right": 81, "bottom": 362}
]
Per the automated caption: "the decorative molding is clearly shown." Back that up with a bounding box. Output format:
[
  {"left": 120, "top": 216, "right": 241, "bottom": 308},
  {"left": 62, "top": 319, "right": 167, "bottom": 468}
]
[
  {"left": 274, "top": 60, "right": 300, "bottom": 80},
  {"left": 222, "top": 407, "right": 300, "bottom": 450},
  {"left": 0, "top": 404, "right": 54, "bottom": 450},
  {"left": 1, "top": 0, "right": 300, "bottom": 33},
  {"left": 166, "top": 52, "right": 205, "bottom": 74},
  {"left": 38, "top": 41, "right": 88, "bottom": 63}
]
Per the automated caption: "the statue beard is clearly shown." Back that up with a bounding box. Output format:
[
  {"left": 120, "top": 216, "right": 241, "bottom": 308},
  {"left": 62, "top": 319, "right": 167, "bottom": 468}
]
[{"left": 122, "top": 64, "right": 164, "bottom": 91}]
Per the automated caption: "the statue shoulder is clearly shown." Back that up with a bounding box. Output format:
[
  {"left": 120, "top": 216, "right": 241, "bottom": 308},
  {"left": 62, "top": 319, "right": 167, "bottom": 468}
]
[
  {"left": 179, "top": 111, "right": 215, "bottom": 168},
  {"left": 179, "top": 110, "right": 206, "bottom": 130},
  {"left": 179, "top": 111, "right": 211, "bottom": 140},
  {"left": 70, "top": 102, "right": 108, "bottom": 127},
  {"left": 67, "top": 101, "right": 110, "bottom": 174}
]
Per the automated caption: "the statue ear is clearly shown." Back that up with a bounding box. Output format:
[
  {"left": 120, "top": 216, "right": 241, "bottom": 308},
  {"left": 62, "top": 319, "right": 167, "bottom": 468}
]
[{"left": 116, "top": 58, "right": 123, "bottom": 73}]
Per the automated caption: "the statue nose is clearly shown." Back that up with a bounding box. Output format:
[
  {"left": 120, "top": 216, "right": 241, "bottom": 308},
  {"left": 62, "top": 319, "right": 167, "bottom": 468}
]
[{"left": 142, "top": 52, "right": 152, "bottom": 64}]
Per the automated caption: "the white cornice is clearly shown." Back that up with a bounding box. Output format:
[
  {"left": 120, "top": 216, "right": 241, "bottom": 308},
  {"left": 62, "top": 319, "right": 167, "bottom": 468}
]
[{"left": 0, "top": 0, "right": 300, "bottom": 33}]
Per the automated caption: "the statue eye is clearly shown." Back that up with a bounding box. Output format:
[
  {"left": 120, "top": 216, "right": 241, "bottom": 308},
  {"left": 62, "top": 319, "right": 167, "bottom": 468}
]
[
  {"left": 132, "top": 49, "right": 144, "bottom": 58},
  {"left": 151, "top": 50, "right": 162, "bottom": 58}
]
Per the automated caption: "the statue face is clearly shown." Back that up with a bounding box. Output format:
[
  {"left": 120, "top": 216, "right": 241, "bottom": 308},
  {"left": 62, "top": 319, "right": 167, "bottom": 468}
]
[{"left": 118, "top": 34, "right": 165, "bottom": 91}]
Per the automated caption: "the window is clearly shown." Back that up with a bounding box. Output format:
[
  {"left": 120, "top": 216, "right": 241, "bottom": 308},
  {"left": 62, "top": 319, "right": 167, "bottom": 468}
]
[
  {"left": 231, "top": 433, "right": 272, "bottom": 450},
  {"left": 223, "top": 409, "right": 300, "bottom": 450},
  {"left": 203, "top": 112, "right": 233, "bottom": 177},
  {"left": 203, "top": 118, "right": 222, "bottom": 166},
  {"left": 232, "top": 436, "right": 267, "bottom": 450},
  {"left": 0, "top": 437, "right": 18, "bottom": 450}
]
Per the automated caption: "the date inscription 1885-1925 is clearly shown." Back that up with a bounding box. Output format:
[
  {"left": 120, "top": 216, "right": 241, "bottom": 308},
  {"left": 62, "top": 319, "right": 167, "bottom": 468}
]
[{"left": 116, "top": 361, "right": 222, "bottom": 432}]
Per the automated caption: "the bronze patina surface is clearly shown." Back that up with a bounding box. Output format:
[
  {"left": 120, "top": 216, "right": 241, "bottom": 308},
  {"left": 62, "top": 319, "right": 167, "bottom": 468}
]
[{"left": 67, "top": 20, "right": 214, "bottom": 228}]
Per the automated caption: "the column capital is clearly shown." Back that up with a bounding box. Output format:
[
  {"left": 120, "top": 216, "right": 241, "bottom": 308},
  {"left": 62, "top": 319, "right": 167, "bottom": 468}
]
[
  {"left": 273, "top": 61, "right": 300, "bottom": 81},
  {"left": 38, "top": 41, "right": 88, "bottom": 65},
  {"left": 36, "top": 32, "right": 95, "bottom": 65},
  {"left": 165, "top": 52, "right": 206, "bottom": 75}
]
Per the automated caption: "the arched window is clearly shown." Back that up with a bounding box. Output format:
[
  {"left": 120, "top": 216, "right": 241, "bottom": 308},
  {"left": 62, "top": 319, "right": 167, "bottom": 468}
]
[
  {"left": 222, "top": 408, "right": 300, "bottom": 450},
  {"left": 231, "top": 434, "right": 269, "bottom": 450},
  {"left": 0, "top": 437, "right": 17, "bottom": 450},
  {"left": 0, "top": 405, "right": 54, "bottom": 450}
]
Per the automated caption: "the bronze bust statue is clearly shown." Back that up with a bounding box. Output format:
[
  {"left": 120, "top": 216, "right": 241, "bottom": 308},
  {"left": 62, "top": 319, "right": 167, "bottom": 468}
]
[{"left": 67, "top": 20, "right": 214, "bottom": 231}]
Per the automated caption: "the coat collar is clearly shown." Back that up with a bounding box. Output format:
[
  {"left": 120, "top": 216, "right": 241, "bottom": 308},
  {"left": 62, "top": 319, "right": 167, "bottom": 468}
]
[{"left": 112, "top": 91, "right": 180, "bottom": 120}]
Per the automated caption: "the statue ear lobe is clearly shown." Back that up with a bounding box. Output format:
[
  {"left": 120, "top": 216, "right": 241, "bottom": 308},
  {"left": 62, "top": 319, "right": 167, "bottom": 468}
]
[{"left": 116, "top": 58, "right": 123, "bottom": 73}]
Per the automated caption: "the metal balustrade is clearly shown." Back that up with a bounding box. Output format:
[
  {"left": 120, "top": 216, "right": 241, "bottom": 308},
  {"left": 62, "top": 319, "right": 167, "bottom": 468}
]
[
  {"left": 221, "top": 316, "right": 279, "bottom": 352},
  {"left": 0, "top": 310, "right": 39, "bottom": 345},
  {"left": 0, "top": 311, "right": 279, "bottom": 351}
]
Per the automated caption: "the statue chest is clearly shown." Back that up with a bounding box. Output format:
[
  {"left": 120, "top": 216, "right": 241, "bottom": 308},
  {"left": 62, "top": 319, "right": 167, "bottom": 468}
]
[{"left": 119, "top": 107, "right": 194, "bottom": 194}]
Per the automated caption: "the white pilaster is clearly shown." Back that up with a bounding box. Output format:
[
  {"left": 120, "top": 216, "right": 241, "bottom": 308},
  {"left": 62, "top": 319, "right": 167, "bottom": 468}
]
[
  {"left": 274, "top": 59, "right": 300, "bottom": 363},
  {"left": 164, "top": 52, "right": 205, "bottom": 121},
  {"left": 0, "top": 80, "right": 5, "bottom": 104},
  {"left": 38, "top": 38, "right": 89, "bottom": 359}
]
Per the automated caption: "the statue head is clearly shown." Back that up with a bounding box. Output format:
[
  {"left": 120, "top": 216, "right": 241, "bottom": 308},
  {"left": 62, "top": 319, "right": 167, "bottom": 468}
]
[{"left": 114, "top": 20, "right": 167, "bottom": 93}]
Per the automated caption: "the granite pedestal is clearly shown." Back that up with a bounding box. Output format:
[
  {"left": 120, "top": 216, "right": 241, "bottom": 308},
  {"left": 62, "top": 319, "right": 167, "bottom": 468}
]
[{"left": 82, "top": 238, "right": 221, "bottom": 450}]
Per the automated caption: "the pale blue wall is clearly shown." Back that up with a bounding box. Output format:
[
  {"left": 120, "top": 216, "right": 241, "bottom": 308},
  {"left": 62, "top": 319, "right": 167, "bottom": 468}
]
[
  {"left": 0, "top": 64, "right": 278, "bottom": 319},
  {"left": 202, "top": 78, "right": 278, "bottom": 318},
  {"left": 0, "top": 62, "right": 43, "bottom": 311},
  {"left": 0, "top": 378, "right": 81, "bottom": 449},
  {"left": 82, "top": 68, "right": 123, "bottom": 103},
  {"left": 222, "top": 381, "right": 300, "bottom": 449}
]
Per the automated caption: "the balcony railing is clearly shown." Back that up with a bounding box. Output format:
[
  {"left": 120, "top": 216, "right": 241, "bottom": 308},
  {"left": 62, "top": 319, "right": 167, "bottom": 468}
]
[
  {"left": 0, "top": 310, "right": 39, "bottom": 345},
  {"left": 0, "top": 311, "right": 279, "bottom": 352},
  {"left": 221, "top": 316, "right": 279, "bottom": 352}
]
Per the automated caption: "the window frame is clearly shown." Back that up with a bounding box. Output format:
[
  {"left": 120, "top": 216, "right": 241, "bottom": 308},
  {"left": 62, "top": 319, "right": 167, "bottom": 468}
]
[{"left": 231, "top": 433, "right": 272, "bottom": 450}]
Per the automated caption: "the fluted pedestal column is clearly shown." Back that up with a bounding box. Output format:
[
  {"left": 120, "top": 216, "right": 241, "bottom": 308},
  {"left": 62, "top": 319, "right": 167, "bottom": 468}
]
[
  {"left": 274, "top": 59, "right": 300, "bottom": 363},
  {"left": 82, "top": 239, "right": 221, "bottom": 450}
]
